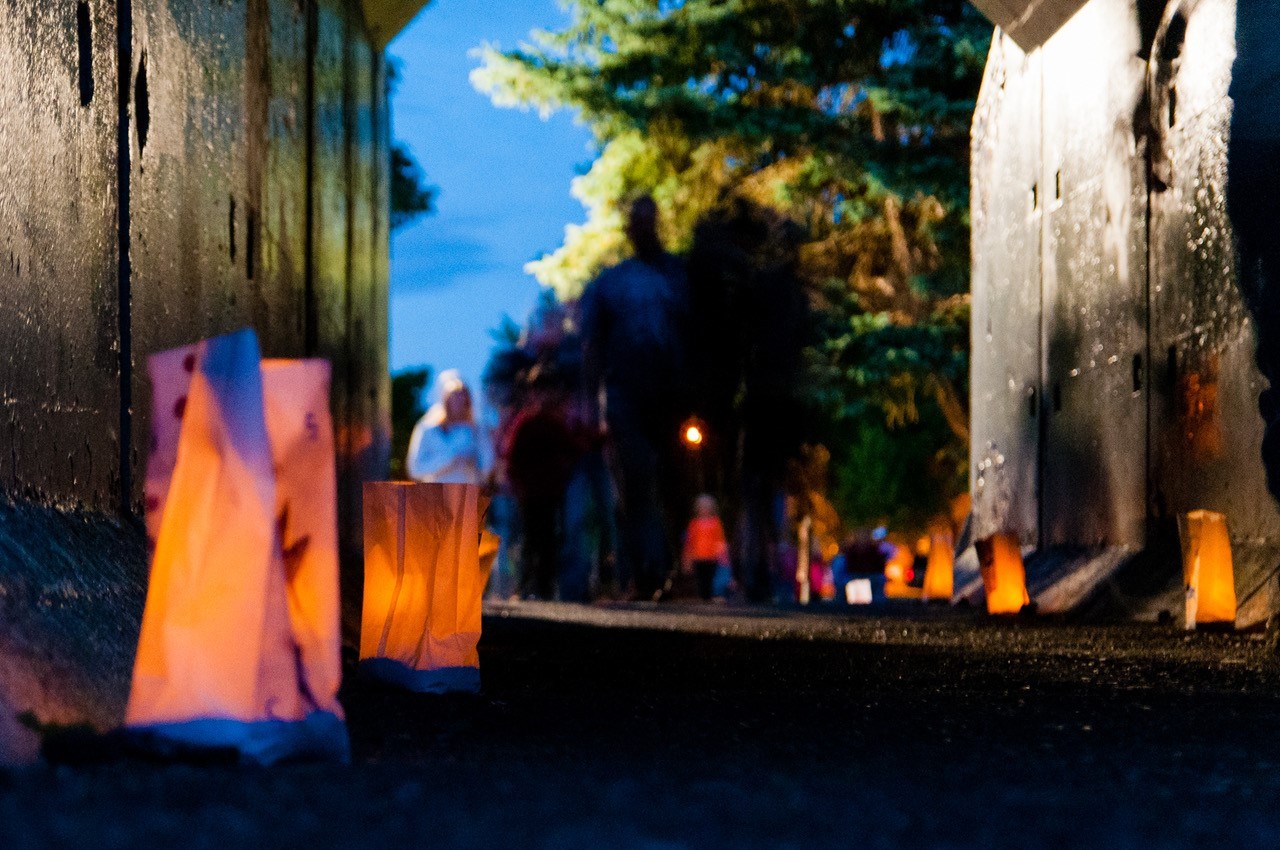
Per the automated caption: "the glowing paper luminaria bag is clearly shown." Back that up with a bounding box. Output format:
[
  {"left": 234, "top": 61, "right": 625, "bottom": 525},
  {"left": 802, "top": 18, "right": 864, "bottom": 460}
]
[
  {"left": 361, "top": 482, "right": 493, "bottom": 693},
  {"left": 975, "top": 532, "right": 1030, "bottom": 616},
  {"left": 921, "top": 519, "right": 955, "bottom": 602},
  {"left": 1179, "top": 510, "right": 1236, "bottom": 630},
  {"left": 126, "top": 329, "right": 349, "bottom": 765}
]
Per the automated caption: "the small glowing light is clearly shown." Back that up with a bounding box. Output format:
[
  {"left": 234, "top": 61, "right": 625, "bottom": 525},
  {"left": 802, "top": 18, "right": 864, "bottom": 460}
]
[
  {"left": 682, "top": 420, "right": 704, "bottom": 448},
  {"left": 845, "top": 579, "right": 873, "bottom": 605}
]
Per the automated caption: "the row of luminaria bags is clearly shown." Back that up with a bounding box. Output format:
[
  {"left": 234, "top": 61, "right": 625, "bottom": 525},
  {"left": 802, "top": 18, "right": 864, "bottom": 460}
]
[
  {"left": 127, "top": 330, "right": 493, "bottom": 765},
  {"left": 967, "top": 513, "right": 1235, "bottom": 626},
  {"left": 124, "top": 329, "right": 1239, "bottom": 765}
]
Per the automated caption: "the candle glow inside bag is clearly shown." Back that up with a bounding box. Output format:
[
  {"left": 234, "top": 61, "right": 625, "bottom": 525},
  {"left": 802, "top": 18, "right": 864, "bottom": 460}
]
[
  {"left": 361, "top": 482, "right": 492, "bottom": 694},
  {"left": 127, "top": 329, "right": 348, "bottom": 765}
]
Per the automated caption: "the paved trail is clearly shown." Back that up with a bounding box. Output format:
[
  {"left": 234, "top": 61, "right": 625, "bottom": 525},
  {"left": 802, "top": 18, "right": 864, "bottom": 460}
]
[{"left": 5, "top": 602, "right": 1280, "bottom": 848}]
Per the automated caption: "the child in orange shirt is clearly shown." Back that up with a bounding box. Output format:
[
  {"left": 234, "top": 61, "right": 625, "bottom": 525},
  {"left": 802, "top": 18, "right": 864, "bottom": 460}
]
[{"left": 682, "top": 494, "right": 732, "bottom": 601}]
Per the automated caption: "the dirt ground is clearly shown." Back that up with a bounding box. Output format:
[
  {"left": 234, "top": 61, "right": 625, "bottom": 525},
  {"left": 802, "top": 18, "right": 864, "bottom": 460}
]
[{"left": 5, "top": 602, "right": 1280, "bottom": 848}]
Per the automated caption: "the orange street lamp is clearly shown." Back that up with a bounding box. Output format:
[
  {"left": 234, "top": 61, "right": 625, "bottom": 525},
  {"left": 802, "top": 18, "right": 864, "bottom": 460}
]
[
  {"left": 682, "top": 418, "right": 705, "bottom": 449},
  {"left": 681, "top": 416, "right": 707, "bottom": 492}
]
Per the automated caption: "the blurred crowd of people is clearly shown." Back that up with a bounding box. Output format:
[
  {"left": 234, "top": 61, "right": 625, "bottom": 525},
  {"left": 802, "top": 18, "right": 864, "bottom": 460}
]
[{"left": 404, "top": 195, "right": 956, "bottom": 605}]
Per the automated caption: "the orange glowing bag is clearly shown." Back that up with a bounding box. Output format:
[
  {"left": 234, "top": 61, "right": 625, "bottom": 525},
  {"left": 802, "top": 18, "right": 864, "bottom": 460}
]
[
  {"left": 975, "top": 532, "right": 1030, "bottom": 615},
  {"left": 360, "top": 482, "right": 494, "bottom": 693},
  {"left": 125, "top": 329, "right": 348, "bottom": 765},
  {"left": 921, "top": 519, "right": 955, "bottom": 603},
  {"left": 1179, "top": 510, "right": 1236, "bottom": 629}
]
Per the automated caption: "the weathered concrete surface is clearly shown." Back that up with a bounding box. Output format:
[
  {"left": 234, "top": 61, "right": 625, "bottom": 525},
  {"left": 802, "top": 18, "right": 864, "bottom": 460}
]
[
  {"left": 7, "top": 602, "right": 1280, "bottom": 847},
  {"left": 0, "top": 500, "right": 147, "bottom": 764},
  {"left": 0, "top": 0, "right": 408, "bottom": 753},
  {"left": 970, "top": 37, "right": 1043, "bottom": 549},
  {"left": 971, "top": 0, "right": 1280, "bottom": 625},
  {"left": 0, "top": 0, "right": 391, "bottom": 525},
  {"left": 1038, "top": 0, "right": 1148, "bottom": 553},
  {"left": 0, "top": 0, "right": 394, "bottom": 665},
  {"left": 0, "top": 0, "right": 123, "bottom": 509},
  {"left": 969, "top": 0, "right": 1092, "bottom": 51}
]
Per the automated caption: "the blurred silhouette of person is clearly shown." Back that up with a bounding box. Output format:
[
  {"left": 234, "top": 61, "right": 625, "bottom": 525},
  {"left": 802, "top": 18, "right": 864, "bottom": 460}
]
[
  {"left": 579, "top": 196, "right": 690, "bottom": 599},
  {"left": 833, "top": 529, "right": 890, "bottom": 582},
  {"left": 406, "top": 371, "right": 493, "bottom": 485},
  {"left": 487, "top": 296, "right": 613, "bottom": 601},
  {"left": 687, "top": 199, "right": 811, "bottom": 602},
  {"left": 681, "top": 494, "right": 732, "bottom": 601},
  {"left": 505, "top": 400, "right": 581, "bottom": 600}
]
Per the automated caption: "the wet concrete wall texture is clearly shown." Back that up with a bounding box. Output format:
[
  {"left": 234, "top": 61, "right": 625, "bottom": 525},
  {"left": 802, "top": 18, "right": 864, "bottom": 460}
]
[
  {"left": 972, "top": 0, "right": 1280, "bottom": 623},
  {"left": 0, "top": 0, "right": 392, "bottom": 541},
  {"left": 0, "top": 0, "right": 409, "bottom": 744}
]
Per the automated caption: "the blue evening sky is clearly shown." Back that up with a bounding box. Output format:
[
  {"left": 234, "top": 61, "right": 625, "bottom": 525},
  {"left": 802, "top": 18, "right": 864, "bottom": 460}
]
[{"left": 388, "top": 0, "right": 592, "bottom": 390}]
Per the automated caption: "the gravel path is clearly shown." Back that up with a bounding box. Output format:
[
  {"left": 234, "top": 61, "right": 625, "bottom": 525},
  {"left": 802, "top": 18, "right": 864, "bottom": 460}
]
[{"left": 4, "top": 602, "right": 1280, "bottom": 848}]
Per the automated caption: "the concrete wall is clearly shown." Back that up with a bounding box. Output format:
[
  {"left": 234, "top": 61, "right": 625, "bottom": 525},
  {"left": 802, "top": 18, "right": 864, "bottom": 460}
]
[
  {"left": 0, "top": 0, "right": 390, "bottom": 532},
  {"left": 0, "top": 1, "right": 123, "bottom": 507},
  {"left": 0, "top": 0, "right": 389, "bottom": 742},
  {"left": 0, "top": 0, "right": 394, "bottom": 746},
  {"left": 971, "top": 0, "right": 1280, "bottom": 622}
]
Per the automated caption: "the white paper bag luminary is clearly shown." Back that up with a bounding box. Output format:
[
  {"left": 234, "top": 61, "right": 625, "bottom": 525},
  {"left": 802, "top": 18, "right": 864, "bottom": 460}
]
[
  {"left": 1179, "top": 510, "right": 1237, "bottom": 630},
  {"left": 361, "top": 482, "right": 494, "bottom": 694},
  {"left": 126, "top": 329, "right": 349, "bottom": 765}
]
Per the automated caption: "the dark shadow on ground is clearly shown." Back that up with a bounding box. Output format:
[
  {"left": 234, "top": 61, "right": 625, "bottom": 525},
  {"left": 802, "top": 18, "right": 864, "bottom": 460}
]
[{"left": 5, "top": 603, "right": 1280, "bottom": 848}]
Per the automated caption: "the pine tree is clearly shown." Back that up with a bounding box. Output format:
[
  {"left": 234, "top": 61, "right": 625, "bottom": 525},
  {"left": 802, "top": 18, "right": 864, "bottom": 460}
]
[{"left": 474, "top": 0, "right": 989, "bottom": 528}]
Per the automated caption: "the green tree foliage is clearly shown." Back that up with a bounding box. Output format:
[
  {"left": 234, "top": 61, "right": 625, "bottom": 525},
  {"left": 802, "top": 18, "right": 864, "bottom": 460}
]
[
  {"left": 391, "top": 143, "right": 436, "bottom": 232},
  {"left": 386, "top": 55, "right": 436, "bottom": 232},
  {"left": 474, "top": 0, "right": 989, "bottom": 528},
  {"left": 390, "top": 368, "right": 431, "bottom": 478}
]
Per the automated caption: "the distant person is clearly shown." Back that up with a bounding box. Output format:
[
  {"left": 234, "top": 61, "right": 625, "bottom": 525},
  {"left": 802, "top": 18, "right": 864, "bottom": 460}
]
[
  {"left": 579, "top": 196, "right": 690, "bottom": 599},
  {"left": 686, "top": 199, "right": 811, "bottom": 601},
  {"left": 505, "top": 398, "right": 583, "bottom": 600},
  {"left": 836, "top": 530, "right": 889, "bottom": 578},
  {"left": 486, "top": 294, "right": 617, "bottom": 602},
  {"left": 809, "top": 537, "right": 834, "bottom": 602},
  {"left": 682, "top": 494, "right": 732, "bottom": 601},
  {"left": 406, "top": 371, "right": 494, "bottom": 485}
]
